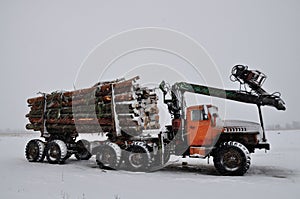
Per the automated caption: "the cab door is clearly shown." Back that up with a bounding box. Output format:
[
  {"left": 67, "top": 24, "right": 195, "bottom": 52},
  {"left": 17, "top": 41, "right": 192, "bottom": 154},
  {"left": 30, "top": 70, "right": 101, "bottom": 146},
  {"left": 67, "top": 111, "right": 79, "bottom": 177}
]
[{"left": 186, "top": 105, "right": 210, "bottom": 146}]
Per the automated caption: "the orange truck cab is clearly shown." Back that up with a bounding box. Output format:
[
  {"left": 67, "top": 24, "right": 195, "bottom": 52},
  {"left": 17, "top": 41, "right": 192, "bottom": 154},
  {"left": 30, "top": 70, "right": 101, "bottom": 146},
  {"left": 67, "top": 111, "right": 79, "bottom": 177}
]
[{"left": 185, "top": 105, "right": 222, "bottom": 157}]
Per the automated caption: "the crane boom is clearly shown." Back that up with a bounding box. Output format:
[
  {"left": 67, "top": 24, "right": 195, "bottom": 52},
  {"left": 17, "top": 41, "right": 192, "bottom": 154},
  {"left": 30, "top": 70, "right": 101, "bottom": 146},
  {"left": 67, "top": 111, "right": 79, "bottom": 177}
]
[{"left": 173, "top": 82, "right": 286, "bottom": 110}]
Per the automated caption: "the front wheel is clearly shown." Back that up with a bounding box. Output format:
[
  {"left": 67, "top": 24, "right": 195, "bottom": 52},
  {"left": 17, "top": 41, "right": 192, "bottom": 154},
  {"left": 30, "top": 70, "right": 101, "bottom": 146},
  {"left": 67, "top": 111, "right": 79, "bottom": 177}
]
[{"left": 213, "top": 141, "right": 251, "bottom": 176}]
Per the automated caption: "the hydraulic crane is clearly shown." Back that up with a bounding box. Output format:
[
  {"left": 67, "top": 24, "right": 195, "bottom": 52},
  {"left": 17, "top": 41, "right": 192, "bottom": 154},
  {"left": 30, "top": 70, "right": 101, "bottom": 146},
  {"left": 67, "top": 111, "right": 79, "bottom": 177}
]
[{"left": 160, "top": 65, "right": 286, "bottom": 143}]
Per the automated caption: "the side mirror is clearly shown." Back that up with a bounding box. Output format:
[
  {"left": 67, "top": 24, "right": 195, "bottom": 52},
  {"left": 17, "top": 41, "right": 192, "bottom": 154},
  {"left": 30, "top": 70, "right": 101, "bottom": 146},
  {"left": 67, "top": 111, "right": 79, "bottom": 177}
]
[
  {"left": 203, "top": 105, "right": 208, "bottom": 120},
  {"left": 211, "top": 113, "right": 218, "bottom": 127}
]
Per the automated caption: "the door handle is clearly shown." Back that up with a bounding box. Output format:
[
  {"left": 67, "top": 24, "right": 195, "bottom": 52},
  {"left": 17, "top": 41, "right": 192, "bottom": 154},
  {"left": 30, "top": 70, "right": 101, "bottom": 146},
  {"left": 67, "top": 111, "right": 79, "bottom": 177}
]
[{"left": 189, "top": 126, "right": 195, "bottom": 129}]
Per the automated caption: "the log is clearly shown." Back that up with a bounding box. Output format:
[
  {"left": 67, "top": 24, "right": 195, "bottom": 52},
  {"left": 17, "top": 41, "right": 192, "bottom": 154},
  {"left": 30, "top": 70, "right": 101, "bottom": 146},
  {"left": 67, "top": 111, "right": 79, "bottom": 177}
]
[
  {"left": 75, "top": 92, "right": 96, "bottom": 100},
  {"left": 119, "top": 118, "right": 139, "bottom": 126},
  {"left": 26, "top": 76, "right": 161, "bottom": 137},
  {"left": 95, "top": 84, "right": 112, "bottom": 96},
  {"left": 67, "top": 86, "right": 98, "bottom": 97},
  {"left": 60, "top": 108, "right": 73, "bottom": 114},
  {"left": 71, "top": 104, "right": 97, "bottom": 113},
  {"left": 115, "top": 104, "right": 134, "bottom": 114},
  {"left": 114, "top": 93, "right": 135, "bottom": 102},
  {"left": 114, "top": 79, "right": 133, "bottom": 89},
  {"left": 114, "top": 86, "right": 133, "bottom": 95},
  {"left": 26, "top": 123, "right": 43, "bottom": 131},
  {"left": 71, "top": 98, "right": 96, "bottom": 106},
  {"left": 114, "top": 76, "right": 139, "bottom": 88},
  {"left": 27, "top": 119, "right": 114, "bottom": 133},
  {"left": 27, "top": 96, "right": 45, "bottom": 105},
  {"left": 28, "top": 109, "right": 44, "bottom": 115},
  {"left": 28, "top": 104, "right": 44, "bottom": 110},
  {"left": 29, "top": 117, "right": 43, "bottom": 124},
  {"left": 96, "top": 103, "right": 112, "bottom": 114},
  {"left": 46, "top": 118, "right": 74, "bottom": 125},
  {"left": 45, "top": 124, "right": 76, "bottom": 133},
  {"left": 71, "top": 113, "right": 112, "bottom": 119},
  {"left": 26, "top": 113, "right": 43, "bottom": 118}
]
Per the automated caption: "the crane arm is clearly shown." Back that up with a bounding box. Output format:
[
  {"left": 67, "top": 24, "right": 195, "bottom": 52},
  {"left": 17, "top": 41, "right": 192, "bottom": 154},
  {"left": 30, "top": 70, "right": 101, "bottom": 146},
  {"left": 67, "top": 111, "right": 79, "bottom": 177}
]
[{"left": 174, "top": 82, "right": 286, "bottom": 110}]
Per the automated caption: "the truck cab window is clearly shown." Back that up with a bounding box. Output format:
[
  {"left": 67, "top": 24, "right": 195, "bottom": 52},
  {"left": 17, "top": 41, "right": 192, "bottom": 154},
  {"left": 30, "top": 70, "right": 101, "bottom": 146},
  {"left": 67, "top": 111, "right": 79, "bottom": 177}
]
[{"left": 191, "top": 110, "right": 205, "bottom": 121}]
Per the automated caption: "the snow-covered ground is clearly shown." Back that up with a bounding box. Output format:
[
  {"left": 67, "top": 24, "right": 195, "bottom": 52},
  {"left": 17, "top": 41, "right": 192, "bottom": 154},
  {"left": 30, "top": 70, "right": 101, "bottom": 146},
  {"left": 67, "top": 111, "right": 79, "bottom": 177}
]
[{"left": 0, "top": 130, "right": 299, "bottom": 199}]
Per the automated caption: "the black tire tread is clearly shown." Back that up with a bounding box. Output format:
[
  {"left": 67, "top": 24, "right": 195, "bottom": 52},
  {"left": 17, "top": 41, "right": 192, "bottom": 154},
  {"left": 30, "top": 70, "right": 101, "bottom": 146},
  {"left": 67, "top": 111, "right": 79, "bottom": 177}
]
[
  {"left": 213, "top": 141, "right": 250, "bottom": 176},
  {"left": 25, "top": 139, "right": 45, "bottom": 162}
]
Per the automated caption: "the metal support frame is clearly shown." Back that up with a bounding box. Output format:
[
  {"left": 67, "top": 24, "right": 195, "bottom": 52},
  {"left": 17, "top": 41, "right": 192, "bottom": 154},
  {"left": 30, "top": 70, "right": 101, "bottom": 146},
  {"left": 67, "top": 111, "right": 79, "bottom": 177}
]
[
  {"left": 111, "top": 84, "right": 120, "bottom": 137},
  {"left": 257, "top": 105, "right": 267, "bottom": 142}
]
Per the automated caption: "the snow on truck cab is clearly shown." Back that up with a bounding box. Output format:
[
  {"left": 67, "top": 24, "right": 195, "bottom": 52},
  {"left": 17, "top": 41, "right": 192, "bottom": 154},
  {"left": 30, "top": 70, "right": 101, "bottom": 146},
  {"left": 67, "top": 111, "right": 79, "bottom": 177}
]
[{"left": 25, "top": 65, "right": 285, "bottom": 176}]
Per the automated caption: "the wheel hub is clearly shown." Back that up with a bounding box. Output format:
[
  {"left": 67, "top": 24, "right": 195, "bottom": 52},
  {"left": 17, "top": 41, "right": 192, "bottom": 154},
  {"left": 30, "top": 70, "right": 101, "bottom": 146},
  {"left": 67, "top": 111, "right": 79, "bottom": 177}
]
[
  {"left": 99, "top": 147, "right": 116, "bottom": 167},
  {"left": 103, "top": 151, "right": 112, "bottom": 163},
  {"left": 222, "top": 149, "right": 241, "bottom": 171},
  {"left": 28, "top": 145, "right": 38, "bottom": 158},
  {"left": 49, "top": 146, "right": 60, "bottom": 159},
  {"left": 129, "top": 153, "right": 143, "bottom": 168}
]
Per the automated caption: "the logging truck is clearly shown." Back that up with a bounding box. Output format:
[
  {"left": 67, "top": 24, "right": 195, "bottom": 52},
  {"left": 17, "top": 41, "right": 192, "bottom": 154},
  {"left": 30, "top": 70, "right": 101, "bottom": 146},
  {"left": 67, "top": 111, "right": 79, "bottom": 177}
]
[{"left": 25, "top": 65, "right": 286, "bottom": 175}]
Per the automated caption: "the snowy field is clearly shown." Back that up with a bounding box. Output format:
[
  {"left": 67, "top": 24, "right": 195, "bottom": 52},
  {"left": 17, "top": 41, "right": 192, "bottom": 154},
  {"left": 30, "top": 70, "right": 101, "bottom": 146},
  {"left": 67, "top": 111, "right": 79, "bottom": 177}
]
[{"left": 0, "top": 130, "right": 299, "bottom": 199}]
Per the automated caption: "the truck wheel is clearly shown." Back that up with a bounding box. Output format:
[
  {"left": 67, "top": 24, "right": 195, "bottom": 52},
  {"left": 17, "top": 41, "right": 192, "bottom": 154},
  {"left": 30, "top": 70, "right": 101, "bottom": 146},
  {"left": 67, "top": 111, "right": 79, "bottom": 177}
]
[
  {"left": 25, "top": 139, "right": 45, "bottom": 162},
  {"left": 75, "top": 139, "right": 92, "bottom": 160},
  {"left": 45, "top": 140, "right": 68, "bottom": 164},
  {"left": 125, "top": 142, "right": 151, "bottom": 172},
  {"left": 213, "top": 141, "right": 251, "bottom": 176},
  {"left": 96, "top": 142, "right": 121, "bottom": 170}
]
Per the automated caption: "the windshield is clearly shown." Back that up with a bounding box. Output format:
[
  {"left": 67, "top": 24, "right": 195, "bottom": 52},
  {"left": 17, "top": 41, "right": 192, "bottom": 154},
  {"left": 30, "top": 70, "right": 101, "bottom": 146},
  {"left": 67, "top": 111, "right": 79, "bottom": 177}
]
[{"left": 191, "top": 110, "right": 205, "bottom": 121}]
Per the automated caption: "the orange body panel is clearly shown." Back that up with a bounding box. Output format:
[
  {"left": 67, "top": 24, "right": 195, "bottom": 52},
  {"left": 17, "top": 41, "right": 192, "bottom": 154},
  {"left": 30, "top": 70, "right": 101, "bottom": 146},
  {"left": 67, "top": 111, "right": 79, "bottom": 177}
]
[
  {"left": 189, "top": 147, "right": 207, "bottom": 156},
  {"left": 186, "top": 105, "right": 222, "bottom": 155}
]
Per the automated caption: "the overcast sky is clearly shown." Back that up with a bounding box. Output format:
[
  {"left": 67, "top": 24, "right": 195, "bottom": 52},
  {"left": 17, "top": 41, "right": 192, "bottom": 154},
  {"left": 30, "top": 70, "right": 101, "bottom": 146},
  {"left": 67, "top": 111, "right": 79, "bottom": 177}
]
[{"left": 0, "top": 0, "right": 299, "bottom": 131}]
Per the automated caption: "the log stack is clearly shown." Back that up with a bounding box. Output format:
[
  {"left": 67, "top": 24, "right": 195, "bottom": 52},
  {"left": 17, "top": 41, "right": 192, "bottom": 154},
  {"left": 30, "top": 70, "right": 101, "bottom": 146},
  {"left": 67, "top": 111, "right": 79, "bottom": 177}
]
[{"left": 26, "top": 77, "right": 160, "bottom": 138}]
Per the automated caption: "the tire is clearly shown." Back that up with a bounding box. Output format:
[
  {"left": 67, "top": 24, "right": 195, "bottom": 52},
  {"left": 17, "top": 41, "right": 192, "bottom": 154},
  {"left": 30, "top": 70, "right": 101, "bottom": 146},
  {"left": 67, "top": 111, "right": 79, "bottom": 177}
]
[
  {"left": 213, "top": 141, "right": 251, "bottom": 176},
  {"left": 25, "top": 139, "right": 45, "bottom": 162},
  {"left": 75, "top": 139, "right": 92, "bottom": 160},
  {"left": 45, "top": 140, "right": 68, "bottom": 164},
  {"left": 96, "top": 142, "right": 122, "bottom": 170},
  {"left": 124, "top": 142, "right": 152, "bottom": 172}
]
